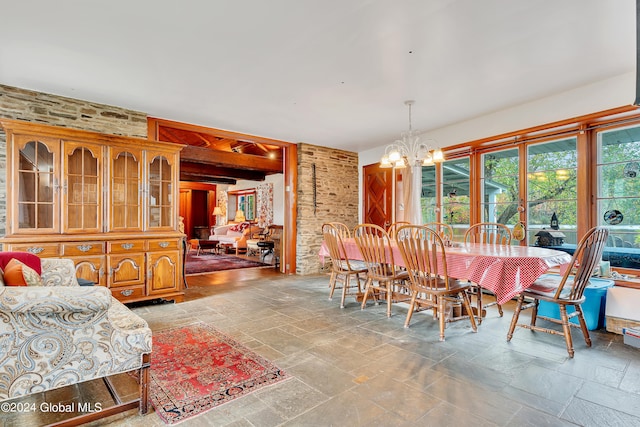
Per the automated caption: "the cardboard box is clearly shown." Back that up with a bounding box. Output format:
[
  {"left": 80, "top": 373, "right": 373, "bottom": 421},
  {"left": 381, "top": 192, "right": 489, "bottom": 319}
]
[
  {"left": 623, "top": 327, "right": 640, "bottom": 348},
  {"left": 605, "top": 287, "right": 640, "bottom": 334}
]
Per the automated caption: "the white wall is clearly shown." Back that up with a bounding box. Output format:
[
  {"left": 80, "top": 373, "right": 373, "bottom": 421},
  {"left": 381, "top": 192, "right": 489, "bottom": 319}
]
[
  {"left": 227, "top": 174, "right": 285, "bottom": 225},
  {"left": 358, "top": 71, "right": 636, "bottom": 219}
]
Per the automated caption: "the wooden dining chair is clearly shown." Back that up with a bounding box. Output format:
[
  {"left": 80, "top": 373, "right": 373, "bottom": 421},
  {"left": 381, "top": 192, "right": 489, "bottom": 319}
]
[
  {"left": 507, "top": 226, "right": 609, "bottom": 358},
  {"left": 354, "top": 223, "right": 410, "bottom": 318},
  {"left": 322, "top": 223, "right": 368, "bottom": 308},
  {"left": 396, "top": 225, "right": 477, "bottom": 341},
  {"left": 463, "top": 222, "right": 512, "bottom": 322},
  {"left": 387, "top": 221, "right": 410, "bottom": 239},
  {"left": 328, "top": 222, "right": 352, "bottom": 239},
  {"left": 424, "top": 222, "right": 454, "bottom": 241},
  {"left": 464, "top": 222, "right": 511, "bottom": 245}
]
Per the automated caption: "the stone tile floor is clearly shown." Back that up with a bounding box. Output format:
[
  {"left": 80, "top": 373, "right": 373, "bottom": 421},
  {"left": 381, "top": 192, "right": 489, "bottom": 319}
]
[{"left": 6, "top": 272, "right": 640, "bottom": 426}]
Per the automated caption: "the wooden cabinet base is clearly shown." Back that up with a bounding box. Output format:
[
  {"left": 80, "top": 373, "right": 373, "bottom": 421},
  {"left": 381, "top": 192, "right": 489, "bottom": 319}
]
[{"left": 2, "top": 233, "right": 185, "bottom": 304}]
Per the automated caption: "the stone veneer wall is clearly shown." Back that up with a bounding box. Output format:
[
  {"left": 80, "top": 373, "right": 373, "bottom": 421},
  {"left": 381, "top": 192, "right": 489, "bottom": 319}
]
[
  {"left": 0, "top": 84, "right": 148, "bottom": 237},
  {"left": 296, "top": 143, "right": 359, "bottom": 275}
]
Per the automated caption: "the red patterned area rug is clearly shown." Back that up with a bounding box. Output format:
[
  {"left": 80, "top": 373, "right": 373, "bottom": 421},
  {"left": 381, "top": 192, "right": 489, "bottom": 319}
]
[
  {"left": 149, "top": 322, "right": 289, "bottom": 425},
  {"left": 185, "top": 252, "right": 270, "bottom": 275}
]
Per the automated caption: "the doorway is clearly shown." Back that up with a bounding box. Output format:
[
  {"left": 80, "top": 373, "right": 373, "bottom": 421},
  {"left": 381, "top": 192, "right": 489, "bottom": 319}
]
[{"left": 179, "top": 182, "right": 217, "bottom": 240}]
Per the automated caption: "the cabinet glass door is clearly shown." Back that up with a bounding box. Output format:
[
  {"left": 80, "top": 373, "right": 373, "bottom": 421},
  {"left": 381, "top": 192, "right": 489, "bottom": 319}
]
[
  {"left": 17, "top": 139, "right": 57, "bottom": 231},
  {"left": 148, "top": 156, "right": 173, "bottom": 228},
  {"left": 65, "top": 145, "right": 100, "bottom": 231},
  {"left": 112, "top": 151, "right": 141, "bottom": 230}
]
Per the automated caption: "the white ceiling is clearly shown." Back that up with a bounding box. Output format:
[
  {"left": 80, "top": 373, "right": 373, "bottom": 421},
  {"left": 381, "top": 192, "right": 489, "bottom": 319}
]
[{"left": 0, "top": 0, "right": 635, "bottom": 152}]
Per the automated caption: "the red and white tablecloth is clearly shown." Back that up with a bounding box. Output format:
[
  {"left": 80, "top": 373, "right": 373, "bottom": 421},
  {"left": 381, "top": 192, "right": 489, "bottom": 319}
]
[{"left": 318, "top": 239, "right": 572, "bottom": 304}]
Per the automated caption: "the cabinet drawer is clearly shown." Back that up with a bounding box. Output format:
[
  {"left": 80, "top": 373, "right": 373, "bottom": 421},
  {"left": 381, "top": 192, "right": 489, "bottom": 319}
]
[
  {"left": 108, "top": 240, "right": 145, "bottom": 253},
  {"left": 148, "top": 239, "right": 179, "bottom": 251},
  {"left": 63, "top": 242, "right": 105, "bottom": 256},
  {"left": 111, "top": 285, "right": 145, "bottom": 302},
  {"left": 6, "top": 243, "right": 60, "bottom": 257}
]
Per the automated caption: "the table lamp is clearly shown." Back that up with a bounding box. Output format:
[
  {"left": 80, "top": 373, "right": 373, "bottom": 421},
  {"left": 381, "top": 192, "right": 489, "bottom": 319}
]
[
  {"left": 212, "top": 206, "right": 223, "bottom": 225},
  {"left": 234, "top": 210, "right": 246, "bottom": 223}
]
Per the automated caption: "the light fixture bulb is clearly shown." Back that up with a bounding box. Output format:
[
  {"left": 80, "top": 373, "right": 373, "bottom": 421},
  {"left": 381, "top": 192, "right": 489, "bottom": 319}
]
[
  {"left": 423, "top": 154, "right": 434, "bottom": 166},
  {"left": 433, "top": 148, "right": 444, "bottom": 162},
  {"left": 388, "top": 150, "right": 401, "bottom": 162},
  {"left": 380, "top": 155, "right": 393, "bottom": 168},
  {"left": 394, "top": 160, "right": 406, "bottom": 169}
]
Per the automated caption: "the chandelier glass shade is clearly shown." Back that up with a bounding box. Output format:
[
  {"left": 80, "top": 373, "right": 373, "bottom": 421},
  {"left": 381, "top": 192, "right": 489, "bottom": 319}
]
[{"left": 380, "top": 100, "right": 443, "bottom": 168}]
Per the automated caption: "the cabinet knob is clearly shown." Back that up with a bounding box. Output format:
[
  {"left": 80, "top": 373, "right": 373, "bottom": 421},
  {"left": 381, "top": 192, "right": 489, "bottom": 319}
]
[
  {"left": 159, "top": 242, "right": 169, "bottom": 248},
  {"left": 77, "top": 244, "right": 93, "bottom": 252},
  {"left": 27, "top": 247, "right": 44, "bottom": 255},
  {"left": 121, "top": 243, "right": 134, "bottom": 250},
  {"left": 120, "top": 289, "right": 134, "bottom": 297}
]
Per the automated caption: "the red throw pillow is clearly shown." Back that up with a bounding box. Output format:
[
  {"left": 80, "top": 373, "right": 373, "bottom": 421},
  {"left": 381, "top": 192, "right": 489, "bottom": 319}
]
[
  {"left": 0, "top": 252, "right": 42, "bottom": 275},
  {"left": 229, "top": 222, "right": 250, "bottom": 233},
  {"left": 3, "top": 258, "right": 43, "bottom": 286}
]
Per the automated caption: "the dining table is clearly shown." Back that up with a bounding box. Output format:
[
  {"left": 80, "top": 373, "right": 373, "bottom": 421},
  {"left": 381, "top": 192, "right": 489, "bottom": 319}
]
[{"left": 318, "top": 238, "right": 572, "bottom": 305}]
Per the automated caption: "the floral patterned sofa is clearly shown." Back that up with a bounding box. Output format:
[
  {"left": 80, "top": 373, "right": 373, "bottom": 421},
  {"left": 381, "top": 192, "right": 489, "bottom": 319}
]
[{"left": 0, "top": 254, "right": 152, "bottom": 423}]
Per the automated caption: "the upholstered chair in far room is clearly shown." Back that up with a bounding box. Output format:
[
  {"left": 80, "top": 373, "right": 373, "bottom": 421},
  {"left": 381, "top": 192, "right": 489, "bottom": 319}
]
[
  {"left": 0, "top": 253, "right": 152, "bottom": 424},
  {"left": 463, "top": 222, "right": 513, "bottom": 322},
  {"left": 507, "top": 226, "right": 608, "bottom": 358}
]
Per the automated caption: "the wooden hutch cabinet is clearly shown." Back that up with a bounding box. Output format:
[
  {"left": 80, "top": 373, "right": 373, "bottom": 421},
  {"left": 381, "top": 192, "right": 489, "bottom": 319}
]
[{"left": 0, "top": 120, "right": 185, "bottom": 303}]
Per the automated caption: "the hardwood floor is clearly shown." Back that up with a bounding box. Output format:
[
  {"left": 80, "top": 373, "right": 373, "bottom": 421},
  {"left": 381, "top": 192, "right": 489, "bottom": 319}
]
[{"left": 185, "top": 262, "right": 282, "bottom": 296}]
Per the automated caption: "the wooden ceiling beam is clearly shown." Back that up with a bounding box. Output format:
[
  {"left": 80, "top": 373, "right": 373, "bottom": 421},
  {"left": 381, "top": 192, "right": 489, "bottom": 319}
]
[
  {"left": 179, "top": 171, "right": 237, "bottom": 185},
  {"left": 180, "top": 161, "right": 267, "bottom": 181},
  {"left": 180, "top": 145, "right": 282, "bottom": 174}
]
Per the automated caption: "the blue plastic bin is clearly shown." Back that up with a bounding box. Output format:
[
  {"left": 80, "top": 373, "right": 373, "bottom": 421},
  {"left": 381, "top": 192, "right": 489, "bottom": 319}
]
[{"left": 535, "top": 275, "right": 614, "bottom": 330}]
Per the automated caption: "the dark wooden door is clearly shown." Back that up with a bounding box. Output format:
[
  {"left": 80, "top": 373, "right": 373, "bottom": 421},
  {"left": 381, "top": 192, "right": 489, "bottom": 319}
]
[{"left": 363, "top": 163, "right": 393, "bottom": 228}]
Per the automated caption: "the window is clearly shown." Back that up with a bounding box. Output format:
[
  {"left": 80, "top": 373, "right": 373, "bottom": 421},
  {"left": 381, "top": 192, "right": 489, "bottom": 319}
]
[
  {"left": 481, "top": 149, "right": 519, "bottom": 227},
  {"left": 420, "top": 165, "right": 437, "bottom": 223},
  {"left": 597, "top": 125, "right": 640, "bottom": 268},
  {"left": 441, "top": 158, "right": 471, "bottom": 240},
  {"left": 527, "top": 138, "right": 578, "bottom": 245},
  {"left": 229, "top": 189, "right": 256, "bottom": 221}
]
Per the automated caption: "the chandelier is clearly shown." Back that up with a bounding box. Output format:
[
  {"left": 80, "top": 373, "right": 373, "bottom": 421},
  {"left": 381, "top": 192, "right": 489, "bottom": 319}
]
[{"left": 380, "top": 100, "right": 443, "bottom": 168}]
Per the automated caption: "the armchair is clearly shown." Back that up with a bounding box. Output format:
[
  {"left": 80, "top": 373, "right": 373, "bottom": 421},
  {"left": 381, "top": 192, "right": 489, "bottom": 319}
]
[{"left": 0, "top": 256, "right": 152, "bottom": 424}]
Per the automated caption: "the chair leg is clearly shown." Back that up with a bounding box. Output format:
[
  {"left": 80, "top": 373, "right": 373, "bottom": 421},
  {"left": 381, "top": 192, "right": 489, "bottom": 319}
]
[
  {"left": 475, "top": 285, "right": 484, "bottom": 325},
  {"left": 530, "top": 299, "right": 539, "bottom": 327},
  {"left": 328, "top": 271, "right": 338, "bottom": 299},
  {"left": 460, "top": 291, "right": 477, "bottom": 332},
  {"left": 361, "top": 278, "right": 373, "bottom": 310},
  {"left": 574, "top": 305, "right": 592, "bottom": 347},
  {"left": 139, "top": 353, "right": 150, "bottom": 414},
  {"left": 355, "top": 273, "right": 363, "bottom": 294},
  {"left": 559, "top": 305, "right": 575, "bottom": 358},
  {"left": 386, "top": 282, "right": 392, "bottom": 318},
  {"left": 507, "top": 294, "right": 525, "bottom": 341},
  {"left": 340, "top": 274, "right": 349, "bottom": 309},
  {"left": 438, "top": 295, "right": 447, "bottom": 341},
  {"left": 404, "top": 292, "right": 418, "bottom": 328}
]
